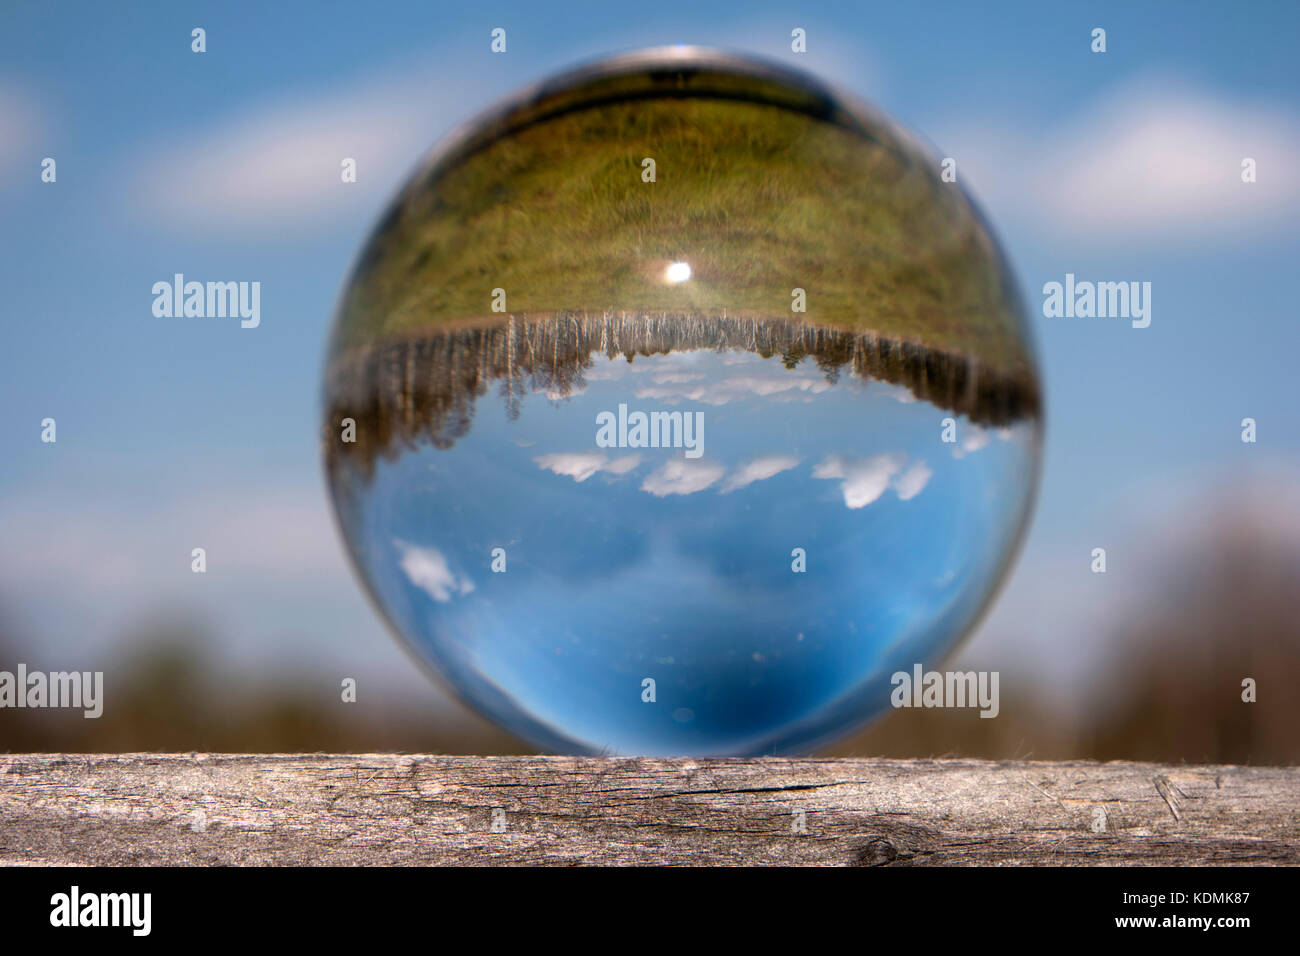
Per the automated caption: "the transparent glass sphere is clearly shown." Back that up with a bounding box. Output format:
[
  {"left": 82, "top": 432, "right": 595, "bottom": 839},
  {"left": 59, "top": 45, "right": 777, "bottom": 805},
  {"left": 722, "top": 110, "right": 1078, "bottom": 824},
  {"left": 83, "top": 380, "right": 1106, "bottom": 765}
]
[{"left": 323, "top": 48, "right": 1041, "bottom": 756}]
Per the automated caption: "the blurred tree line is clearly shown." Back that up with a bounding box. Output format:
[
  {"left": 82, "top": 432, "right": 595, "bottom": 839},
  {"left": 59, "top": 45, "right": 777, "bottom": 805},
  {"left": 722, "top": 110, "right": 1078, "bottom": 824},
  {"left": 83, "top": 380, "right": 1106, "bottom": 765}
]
[{"left": 2, "top": 504, "right": 1296, "bottom": 763}]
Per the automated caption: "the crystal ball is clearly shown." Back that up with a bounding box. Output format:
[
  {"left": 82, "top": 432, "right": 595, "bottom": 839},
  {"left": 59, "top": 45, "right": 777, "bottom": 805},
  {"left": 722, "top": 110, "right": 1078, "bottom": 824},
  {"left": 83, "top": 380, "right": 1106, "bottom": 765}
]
[{"left": 323, "top": 47, "right": 1041, "bottom": 755}]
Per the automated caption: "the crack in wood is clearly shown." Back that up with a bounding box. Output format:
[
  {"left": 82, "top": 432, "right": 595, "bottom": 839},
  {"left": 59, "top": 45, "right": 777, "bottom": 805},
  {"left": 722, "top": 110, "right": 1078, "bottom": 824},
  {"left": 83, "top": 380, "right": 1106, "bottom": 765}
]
[
  {"left": 1153, "top": 774, "right": 1186, "bottom": 822},
  {"left": 2, "top": 755, "right": 1295, "bottom": 865}
]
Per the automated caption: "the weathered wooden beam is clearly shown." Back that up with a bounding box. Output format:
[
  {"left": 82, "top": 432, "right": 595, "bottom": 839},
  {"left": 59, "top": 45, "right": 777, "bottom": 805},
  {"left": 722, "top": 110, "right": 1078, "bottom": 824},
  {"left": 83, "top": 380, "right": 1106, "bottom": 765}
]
[{"left": 1, "top": 755, "right": 1296, "bottom": 866}]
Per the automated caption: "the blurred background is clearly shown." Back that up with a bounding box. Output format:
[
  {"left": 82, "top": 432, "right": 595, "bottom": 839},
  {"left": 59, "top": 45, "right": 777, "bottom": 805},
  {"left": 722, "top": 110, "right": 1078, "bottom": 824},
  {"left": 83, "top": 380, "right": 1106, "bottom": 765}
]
[{"left": 1, "top": 0, "right": 1297, "bottom": 761}]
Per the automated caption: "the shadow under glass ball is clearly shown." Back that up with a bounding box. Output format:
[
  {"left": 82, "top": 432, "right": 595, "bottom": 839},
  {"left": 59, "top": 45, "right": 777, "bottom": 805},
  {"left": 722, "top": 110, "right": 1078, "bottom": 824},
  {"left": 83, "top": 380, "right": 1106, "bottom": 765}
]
[{"left": 322, "top": 47, "right": 1042, "bottom": 756}]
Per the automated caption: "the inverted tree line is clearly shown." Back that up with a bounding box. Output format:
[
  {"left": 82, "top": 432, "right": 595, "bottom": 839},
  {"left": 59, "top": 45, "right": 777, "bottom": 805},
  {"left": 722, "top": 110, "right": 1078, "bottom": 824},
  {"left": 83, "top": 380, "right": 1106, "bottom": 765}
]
[{"left": 324, "top": 311, "right": 1041, "bottom": 479}]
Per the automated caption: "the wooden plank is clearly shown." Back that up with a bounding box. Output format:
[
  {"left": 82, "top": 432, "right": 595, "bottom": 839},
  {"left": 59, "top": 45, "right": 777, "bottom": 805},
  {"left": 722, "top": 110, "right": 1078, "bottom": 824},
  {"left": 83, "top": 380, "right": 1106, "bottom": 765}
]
[{"left": 1, "top": 755, "right": 1296, "bottom": 866}]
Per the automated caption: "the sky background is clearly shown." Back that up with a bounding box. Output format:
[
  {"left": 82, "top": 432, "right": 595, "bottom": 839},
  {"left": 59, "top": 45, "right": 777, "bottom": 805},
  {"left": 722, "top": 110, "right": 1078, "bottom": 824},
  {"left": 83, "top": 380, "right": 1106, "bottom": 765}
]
[{"left": 2, "top": 0, "right": 1298, "bottom": 741}]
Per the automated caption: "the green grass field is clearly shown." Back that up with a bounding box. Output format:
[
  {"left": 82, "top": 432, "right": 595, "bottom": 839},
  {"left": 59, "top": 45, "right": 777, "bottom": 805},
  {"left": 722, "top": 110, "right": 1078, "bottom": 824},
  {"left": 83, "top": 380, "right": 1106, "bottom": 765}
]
[{"left": 333, "top": 93, "right": 1032, "bottom": 375}]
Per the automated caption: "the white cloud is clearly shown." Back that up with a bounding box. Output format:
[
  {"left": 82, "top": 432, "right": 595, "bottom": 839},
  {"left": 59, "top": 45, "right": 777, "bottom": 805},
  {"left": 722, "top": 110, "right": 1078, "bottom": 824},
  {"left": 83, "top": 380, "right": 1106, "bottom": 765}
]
[
  {"left": 394, "top": 540, "right": 474, "bottom": 603},
  {"left": 534, "top": 452, "right": 641, "bottom": 482},
  {"left": 534, "top": 452, "right": 607, "bottom": 482},
  {"left": 717, "top": 353, "right": 756, "bottom": 366},
  {"left": 813, "top": 453, "right": 935, "bottom": 508},
  {"left": 126, "top": 61, "right": 489, "bottom": 233},
  {"left": 636, "top": 374, "right": 830, "bottom": 406},
  {"left": 604, "top": 455, "right": 642, "bottom": 475},
  {"left": 813, "top": 453, "right": 903, "bottom": 509},
  {"left": 545, "top": 385, "right": 587, "bottom": 400},
  {"left": 966, "top": 429, "right": 989, "bottom": 452},
  {"left": 952, "top": 423, "right": 1019, "bottom": 459},
  {"left": 582, "top": 364, "right": 639, "bottom": 382},
  {"left": 641, "top": 459, "right": 726, "bottom": 497},
  {"left": 893, "top": 461, "right": 933, "bottom": 501},
  {"left": 941, "top": 77, "right": 1300, "bottom": 240},
  {"left": 721, "top": 455, "right": 801, "bottom": 492}
]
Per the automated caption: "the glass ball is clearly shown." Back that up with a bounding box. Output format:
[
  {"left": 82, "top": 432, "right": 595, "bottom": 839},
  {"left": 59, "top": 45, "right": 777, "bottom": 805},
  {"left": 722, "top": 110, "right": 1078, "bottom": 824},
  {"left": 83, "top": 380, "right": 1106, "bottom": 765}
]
[{"left": 323, "top": 47, "right": 1042, "bottom": 755}]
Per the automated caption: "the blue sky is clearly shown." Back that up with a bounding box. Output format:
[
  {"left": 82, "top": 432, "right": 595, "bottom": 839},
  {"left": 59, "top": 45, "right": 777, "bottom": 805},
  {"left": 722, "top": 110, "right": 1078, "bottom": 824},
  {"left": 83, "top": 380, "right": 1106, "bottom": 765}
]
[{"left": 2, "top": 0, "right": 1298, "bottom": 720}]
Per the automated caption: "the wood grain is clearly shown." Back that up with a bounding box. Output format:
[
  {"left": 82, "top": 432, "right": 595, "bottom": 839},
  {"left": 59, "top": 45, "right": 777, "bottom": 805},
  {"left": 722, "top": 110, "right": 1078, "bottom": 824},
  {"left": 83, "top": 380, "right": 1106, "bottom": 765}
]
[{"left": 1, "top": 755, "right": 1296, "bottom": 866}]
